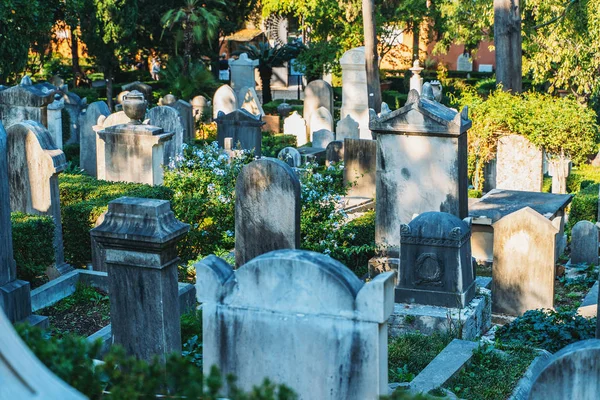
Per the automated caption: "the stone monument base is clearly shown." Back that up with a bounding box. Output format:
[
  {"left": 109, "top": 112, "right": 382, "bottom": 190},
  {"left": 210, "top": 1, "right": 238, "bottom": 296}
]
[
  {"left": 388, "top": 288, "right": 491, "bottom": 341},
  {"left": 0, "top": 279, "right": 48, "bottom": 327}
]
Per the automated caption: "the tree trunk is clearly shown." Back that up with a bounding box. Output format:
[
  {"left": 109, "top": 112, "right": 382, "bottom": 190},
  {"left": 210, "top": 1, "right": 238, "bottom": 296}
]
[
  {"left": 494, "top": 0, "right": 522, "bottom": 93},
  {"left": 70, "top": 26, "right": 83, "bottom": 87},
  {"left": 362, "top": 0, "right": 382, "bottom": 113},
  {"left": 259, "top": 68, "right": 273, "bottom": 104},
  {"left": 105, "top": 69, "right": 114, "bottom": 111},
  {"left": 183, "top": 24, "right": 193, "bottom": 77},
  {"left": 412, "top": 24, "right": 420, "bottom": 61}
]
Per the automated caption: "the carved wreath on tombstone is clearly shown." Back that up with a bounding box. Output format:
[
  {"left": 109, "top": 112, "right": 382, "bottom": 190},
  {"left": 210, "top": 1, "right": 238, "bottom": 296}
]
[{"left": 414, "top": 253, "right": 443, "bottom": 286}]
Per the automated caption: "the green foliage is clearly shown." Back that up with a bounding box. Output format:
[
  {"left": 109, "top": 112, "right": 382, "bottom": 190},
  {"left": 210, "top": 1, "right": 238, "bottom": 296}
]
[
  {"left": 567, "top": 165, "right": 600, "bottom": 193},
  {"left": 181, "top": 308, "right": 203, "bottom": 343},
  {"left": 262, "top": 132, "right": 297, "bottom": 158},
  {"left": 468, "top": 189, "right": 482, "bottom": 198},
  {"left": 70, "top": 87, "right": 102, "bottom": 104},
  {"left": 434, "top": 0, "right": 493, "bottom": 55},
  {"left": 388, "top": 332, "right": 453, "bottom": 383},
  {"left": 61, "top": 109, "right": 71, "bottom": 145},
  {"left": 52, "top": 282, "right": 108, "bottom": 313},
  {"left": 159, "top": 56, "right": 218, "bottom": 100},
  {"left": 10, "top": 212, "right": 55, "bottom": 283},
  {"left": 381, "top": 91, "right": 408, "bottom": 110},
  {"left": 59, "top": 173, "right": 173, "bottom": 267},
  {"left": 542, "top": 176, "right": 552, "bottom": 193},
  {"left": 446, "top": 344, "right": 536, "bottom": 400},
  {"left": 63, "top": 143, "right": 81, "bottom": 167},
  {"left": 294, "top": 41, "right": 341, "bottom": 81},
  {"left": 567, "top": 183, "right": 599, "bottom": 232},
  {"left": 495, "top": 309, "right": 597, "bottom": 353}
]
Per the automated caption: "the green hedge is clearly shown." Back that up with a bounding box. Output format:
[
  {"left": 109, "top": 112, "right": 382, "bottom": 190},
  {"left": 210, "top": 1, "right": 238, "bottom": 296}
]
[
  {"left": 59, "top": 174, "right": 173, "bottom": 267},
  {"left": 567, "top": 165, "right": 600, "bottom": 193},
  {"left": 381, "top": 90, "right": 408, "bottom": 110},
  {"left": 567, "top": 183, "right": 599, "bottom": 233},
  {"left": 262, "top": 133, "right": 297, "bottom": 158},
  {"left": 11, "top": 212, "right": 55, "bottom": 282}
]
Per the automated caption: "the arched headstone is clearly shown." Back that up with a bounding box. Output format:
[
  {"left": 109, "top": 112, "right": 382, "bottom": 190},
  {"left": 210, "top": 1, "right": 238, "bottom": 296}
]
[
  {"left": 212, "top": 85, "right": 237, "bottom": 119},
  {"left": 336, "top": 114, "right": 359, "bottom": 141},
  {"left": 278, "top": 147, "right": 301, "bottom": 168},
  {"left": 147, "top": 105, "right": 185, "bottom": 166},
  {"left": 283, "top": 111, "right": 307, "bottom": 146},
  {"left": 79, "top": 101, "right": 110, "bottom": 177},
  {"left": 303, "top": 79, "right": 333, "bottom": 126},
  {"left": 309, "top": 106, "right": 333, "bottom": 139},
  {"left": 571, "top": 221, "right": 599, "bottom": 265}
]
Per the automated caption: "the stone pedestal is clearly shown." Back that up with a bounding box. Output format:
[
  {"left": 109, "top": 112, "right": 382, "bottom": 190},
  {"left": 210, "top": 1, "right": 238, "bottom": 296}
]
[
  {"left": 229, "top": 54, "right": 258, "bottom": 98},
  {"left": 0, "top": 80, "right": 55, "bottom": 129},
  {"left": 47, "top": 94, "right": 65, "bottom": 149},
  {"left": 340, "top": 47, "right": 371, "bottom": 140},
  {"left": 97, "top": 123, "right": 173, "bottom": 185},
  {"left": 409, "top": 60, "right": 424, "bottom": 94},
  {"left": 91, "top": 197, "right": 189, "bottom": 362}
]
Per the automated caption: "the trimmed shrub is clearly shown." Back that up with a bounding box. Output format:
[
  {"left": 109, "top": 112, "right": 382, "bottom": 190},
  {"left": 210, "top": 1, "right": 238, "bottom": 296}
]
[
  {"left": 381, "top": 90, "right": 408, "bottom": 110},
  {"left": 262, "top": 132, "right": 297, "bottom": 157},
  {"left": 59, "top": 174, "right": 173, "bottom": 267},
  {"left": 567, "top": 165, "right": 600, "bottom": 193},
  {"left": 11, "top": 213, "right": 55, "bottom": 283},
  {"left": 567, "top": 183, "right": 599, "bottom": 232}
]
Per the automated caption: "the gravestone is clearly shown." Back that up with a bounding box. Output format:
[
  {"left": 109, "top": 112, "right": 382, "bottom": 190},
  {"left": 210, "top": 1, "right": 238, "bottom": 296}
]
[
  {"left": 496, "top": 134, "right": 544, "bottom": 192},
  {"left": 370, "top": 90, "right": 470, "bottom": 258},
  {"left": 7, "top": 121, "right": 69, "bottom": 276},
  {"left": 379, "top": 102, "right": 392, "bottom": 116},
  {"left": 215, "top": 109, "right": 264, "bottom": 157},
  {"left": 309, "top": 106, "right": 333, "bottom": 139},
  {"left": 528, "top": 339, "right": 600, "bottom": 400},
  {"left": 340, "top": 47, "right": 371, "bottom": 139},
  {"left": 121, "top": 81, "right": 152, "bottom": 102},
  {"left": 94, "top": 111, "right": 131, "bottom": 180},
  {"left": 344, "top": 138, "right": 377, "bottom": 199},
  {"left": 548, "top": 159, "right": 571, "bottom": 194},
  {"left": 336, "top": 114, "right": 360, "bottom": 141},
  {"left": 571, "top": 221, "right": 598, "bottom": 265},
  {"left": 283, "top": 111, "right": 307, "bottom": 146},
  {"left": 456, "top": 53, "right": 473, "bottom": 72},
  {"left": 492, "top": 207, "right": 558, "bottom": 316},
  {"left": 61, "top": 89, "right": 86, "bottom": 144},
  {"left": 147, "top": 105, "right": 185, "bottom": 166},
  {"left": 79, "top": 101, "right": 110, "bottom": 177},
  {"left": 303, "top": 79, "right": 334, "bottom": 128},
  {"left": 409, "top": 60, "right": 424, "bottom": 94},
  {"left": 46, "top": 94, "right": 65, "bottom": 149},
  {"left": 229, "top": 53, "right": 258, "bottom": 97},
  {"left": 172, "top": 99, "right": 194, "bottom": 142},
  {"left": 195, "top": 249, "right": 395, "bottom": 399},
  {"left": 191, "top": 95, "right": 211, "bottom": 121},
  {"left": 212, "top": 85, "right": 238, "bottom": 119},
  {"left": 91, "top": 197, "right": 189, "bottom": 363},
  {"left": 325, "top": 140, "right": 344, "bottom": 166},
  {"left": 0, "top": 81, "right": 56, "bottom": 130},
  {"left": 278, "top": 147, "right": 301, "bottom": 168},
  {"left": 397, "top": 212, "right": 475, "bottom": 308},
  {"left": 239, "top": 86, "right": 265, "bottom": 116},
  {"left": 312, "top": 129, "right": 334, "bottom": 149},
  {"left": 235, "top": 159, "right": 300, "bottom": 267}
]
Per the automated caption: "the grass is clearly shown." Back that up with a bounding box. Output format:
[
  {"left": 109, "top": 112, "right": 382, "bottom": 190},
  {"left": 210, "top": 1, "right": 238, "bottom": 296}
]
[
  {"left": 554, "top": 264, "right": 598, "bottom": 312},
  {"left": 445, "top": 344, "right": 536, "bottom": 400},
  {"left": 388, "top": 332, "right": 454, "bottom": 383}
]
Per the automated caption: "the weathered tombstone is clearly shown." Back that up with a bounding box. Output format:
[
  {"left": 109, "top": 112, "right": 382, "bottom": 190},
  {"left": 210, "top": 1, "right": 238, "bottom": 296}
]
[
  {"left": 121, "top": 81, "right": 153, "bottom": 102},
  {"left": 94, "top": 111, "right": 131, "bottom": 180},
  {"left": 278, "top": 147, "right": 301, "bottom": 167},
  {"left": 215, "top": 109, "right": 264, "bottom": 157},
  {"left": 235, "top": 159, "right": 300, "bottom": 267},
  {"left": 309, "top": 106, "right": 333, "bottom": 139},
  {"left": 325, "top": 140, "right": 344, "bottom": 165},
  {"left": 97, "top": 92, "right": 173, "bottom": 185},
  {"left": 409, "top": 60, "right": 424, "bottom": 94},
  {"left": 0, "top": 81, "right": 56, "bottom": 129},
  {"left": 46, "top": 94, "right": 65, "bottom": 149},
  {"left": 212, "top": 85, "right": 238, "bottom": 119},
  {"left": 571, "top": 221, "right": 598, "bottom": 265},
  {"left": 195, "top": 249, "right": 395, "bottom": 399},
  {"left": 312, "top": 129, "right": 334, "bottom": 149},
  {"left": 370, "top": 90, "right": 470, "bottom": 259},
  {"left": 336, "top": 114, "right": 360, "bottom": 141},
  {"left": 61, "top": 89, "right": 86, "bottom": 145},
  {"left": 456, "top": 53, "right": 473, "bottom": 72},
  {"left": 344, "top": 138, "right": 377, "bottom": 199},
  {"left": 548, "top": 159, "right": 571, "bottom": 194},
  {"left": 239, "top": 86, "right": 265, "bottom": 116},
  {"left": 496, "top": 134, "right": 544, "bottom": 192},
  {"left": 147, "top": 105, "right": 185, "bottom": 166},
  {"left": 397, "top": 212, "right": 475, "bottom": 308},
  {"left": 172, "top": 99, "right": 195, "bottom": 142},
  {"left": 79, "top": 101, "right": 110, "bottom": 177},
  {"left": 191, "top": 95, "right": 211, "bottom": 121},
  {"left": 91, "top": 197, "right": 189, "bottom": 362},
  {"left": 340, "top": 47, "right": 371, "bottom": 140},
  {"left": 6, "top": 121, "right": 69, "bottom": 276},
  {"left": 283, "top": 111, "right": 307, "bottom": 146},
  {"left": 303, "top": 79, "right": 334, "bottom": 128},
  {"left": 0, "top": 307, "right": 84, "bottom": 398},
  {"left": 528, "top": 339, "right": 600, "bottom": 400},
  {"left": 229, "top": 53, "right": 258, "bottom": 97},
  {"left": 492, "top": 207, "right": 558, "bottom": 316}
]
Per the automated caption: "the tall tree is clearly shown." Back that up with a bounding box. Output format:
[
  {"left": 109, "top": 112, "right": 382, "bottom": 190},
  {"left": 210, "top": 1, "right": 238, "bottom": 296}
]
[
  {"left": 494, "top": 0, "right": 522, "bottom": 93},
  {"left": 363, "top": 0, "right": 381, "bottom": 112}
]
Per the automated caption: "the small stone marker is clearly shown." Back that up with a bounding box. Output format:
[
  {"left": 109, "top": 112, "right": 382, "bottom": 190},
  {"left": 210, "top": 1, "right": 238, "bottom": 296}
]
[
  {"left": 191, "top": 95, "right": 210, "bottom": 121},
  {"left": 456, "top": 53, "right": 473, "bottom": 72},
  {"left": 7, "top": 121, "right": 69, "bottom": 276},
  {"left": 571, "top": 221, "right": 598, "bottom": 265},
  {"left": 309, "top": 106, "right": 333, "bottom": 139},
  {"left": 492, "top": 207, "right": 558, "bottom": 316},
  {"left": 496, "top": 134, "right": 544, "bottom": 192},
  {"left": 283, "top": 111, "right": 307, "bottom": 146},
  {"left": 278, "top": 147, "right": 301, "bottom": 167},
  {"left": 312, "top": 129, "right": 334, "bottom": 149},
  {"left": 195, "top": 249, "right": 395, "bottom": 399},
  {"left": 325, "top": 140, "right": 344, "bottom": 165},
  {"left": 529, "top": 339, "right": 600, "bottom": 400},
  {"left": 147, "top": 105, "right": 185, "bottom": 165},
  {"left": 336, "top": 114, "right": 360, "bottom": 141},
  {"left": 303, "top": 79, "right": 334, "bottom": 127},
  {"left": 235, "top": 159, "right": 300, "bottom": 267},
  {"left": 91, "top": 197, "right": 189, "bottom": 363},
  {"left": 79, "top": 101, "right": 110, "bottom": 177},
  {"left": 343, "top": 138, "right": 377, "bottom": 199},
  {"left": 212, "top": 84, "right": 238, "bottom": 119}
]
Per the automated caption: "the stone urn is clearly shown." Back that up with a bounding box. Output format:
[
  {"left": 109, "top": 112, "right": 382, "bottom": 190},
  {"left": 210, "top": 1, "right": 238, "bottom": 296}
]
[
  {"left": 122, "top": 90, "right": 147, "bottom": 124},
  {"left": 277, "top": 102, "right": 292, "bottom": 118}
]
